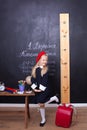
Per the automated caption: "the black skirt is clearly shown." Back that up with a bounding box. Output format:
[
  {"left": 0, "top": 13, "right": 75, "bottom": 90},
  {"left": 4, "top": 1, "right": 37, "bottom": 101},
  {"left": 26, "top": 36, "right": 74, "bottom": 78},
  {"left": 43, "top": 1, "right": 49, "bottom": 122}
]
[{"left": 34, "top": 87, "right": 50, "bottom": 103}]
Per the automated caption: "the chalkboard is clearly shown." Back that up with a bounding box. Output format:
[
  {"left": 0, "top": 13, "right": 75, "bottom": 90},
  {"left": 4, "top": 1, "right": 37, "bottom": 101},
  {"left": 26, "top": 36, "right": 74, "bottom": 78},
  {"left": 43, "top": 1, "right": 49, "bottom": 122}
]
[
  {"left": 0, "top": 0, "right": 87, "bottom": 103},
  {"left": 0, "top": 0, "right": 60, "bottom": 103}
]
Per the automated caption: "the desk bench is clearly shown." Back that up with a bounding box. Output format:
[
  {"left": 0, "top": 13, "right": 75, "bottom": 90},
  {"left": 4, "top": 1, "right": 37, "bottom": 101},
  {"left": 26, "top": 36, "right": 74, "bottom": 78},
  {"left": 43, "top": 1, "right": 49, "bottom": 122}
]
[{"left": 0, "top": 91, "right": 35, "bottom": 128}]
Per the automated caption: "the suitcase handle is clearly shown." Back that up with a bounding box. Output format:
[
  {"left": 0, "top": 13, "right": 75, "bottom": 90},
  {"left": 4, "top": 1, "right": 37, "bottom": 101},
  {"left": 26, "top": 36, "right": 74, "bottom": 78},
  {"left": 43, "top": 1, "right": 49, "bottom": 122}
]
[
  {"left": 60, "top": 103, "right": 72, "bottom": 108},
  {"left": 59, "top": 103, "right": 77, "bottom": 118}
]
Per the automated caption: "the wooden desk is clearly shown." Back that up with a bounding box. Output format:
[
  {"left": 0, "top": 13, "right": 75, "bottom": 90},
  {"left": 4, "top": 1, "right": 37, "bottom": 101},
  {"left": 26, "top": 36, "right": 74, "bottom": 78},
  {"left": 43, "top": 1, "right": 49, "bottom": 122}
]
[{"left": 0, "top": 91, "right": 35, "bottom": 128}]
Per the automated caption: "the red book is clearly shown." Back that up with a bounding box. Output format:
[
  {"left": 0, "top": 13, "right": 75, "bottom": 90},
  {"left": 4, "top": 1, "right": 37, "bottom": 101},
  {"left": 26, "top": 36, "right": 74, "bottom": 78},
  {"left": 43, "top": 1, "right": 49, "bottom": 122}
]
[{"left": 5, "top": 87, "right": 17, "bottom": 93}]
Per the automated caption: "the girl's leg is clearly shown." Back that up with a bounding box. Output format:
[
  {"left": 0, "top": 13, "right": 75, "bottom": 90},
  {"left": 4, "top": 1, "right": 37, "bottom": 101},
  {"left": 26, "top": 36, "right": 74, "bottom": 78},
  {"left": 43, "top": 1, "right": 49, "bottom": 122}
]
[
  {"left": 45, "top": 95, "right": 59, "bottom": 104},
  {"left": 39, "top": 103, "right": 46, "bottom": 127}
]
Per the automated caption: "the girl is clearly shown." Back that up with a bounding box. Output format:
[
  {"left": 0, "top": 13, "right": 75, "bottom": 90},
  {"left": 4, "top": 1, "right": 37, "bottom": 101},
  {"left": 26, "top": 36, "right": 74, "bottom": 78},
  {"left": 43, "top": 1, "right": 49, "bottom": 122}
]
[{"left": 26, "top": 51, "right": 59, "bottom": 127}]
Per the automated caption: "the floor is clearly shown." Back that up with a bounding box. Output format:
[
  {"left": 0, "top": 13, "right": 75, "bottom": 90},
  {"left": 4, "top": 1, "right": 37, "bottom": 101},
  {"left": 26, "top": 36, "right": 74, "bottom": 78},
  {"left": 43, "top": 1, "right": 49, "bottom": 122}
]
[{"left": 0, "top": 106, "right": 87, "bottom": 130}]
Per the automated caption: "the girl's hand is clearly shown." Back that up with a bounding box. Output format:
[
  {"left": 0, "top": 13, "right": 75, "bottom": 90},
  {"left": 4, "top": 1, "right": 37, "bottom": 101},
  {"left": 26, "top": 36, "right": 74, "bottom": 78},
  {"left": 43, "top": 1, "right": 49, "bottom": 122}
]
[
  {"left": 34, "top": 89, "right": 42, "bottom": 92},
  {"left": 39, "top": 66, "right": 43, "bottom": 69}
]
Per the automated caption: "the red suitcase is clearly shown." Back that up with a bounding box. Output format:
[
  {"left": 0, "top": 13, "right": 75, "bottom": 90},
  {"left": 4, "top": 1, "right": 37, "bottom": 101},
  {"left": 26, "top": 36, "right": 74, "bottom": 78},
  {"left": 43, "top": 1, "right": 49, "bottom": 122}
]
[{"left": 55, "top": 104, "right": 73, "bottom": 128}]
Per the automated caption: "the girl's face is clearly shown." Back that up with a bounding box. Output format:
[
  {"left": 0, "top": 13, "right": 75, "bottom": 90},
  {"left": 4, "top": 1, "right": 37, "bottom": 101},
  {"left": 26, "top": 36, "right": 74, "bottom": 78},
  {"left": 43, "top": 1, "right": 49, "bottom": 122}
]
[{"left": 39, "top": 55, "right": 48, "bottom": 67}]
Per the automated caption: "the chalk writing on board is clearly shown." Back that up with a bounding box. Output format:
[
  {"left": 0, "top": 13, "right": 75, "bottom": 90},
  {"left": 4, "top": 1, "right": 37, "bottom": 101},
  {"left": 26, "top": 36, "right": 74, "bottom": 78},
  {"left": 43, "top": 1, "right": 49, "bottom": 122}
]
[
  {"left": 18, "top": 41, "right": 56, "bottom": 58},
  {"left": 17, "top": 41, "right": 57, "bottom": 75}
]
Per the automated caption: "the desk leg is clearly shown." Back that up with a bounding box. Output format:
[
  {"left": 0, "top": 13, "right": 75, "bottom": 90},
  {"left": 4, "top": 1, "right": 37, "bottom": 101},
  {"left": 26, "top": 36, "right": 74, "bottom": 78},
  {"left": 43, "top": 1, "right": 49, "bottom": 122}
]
[{"left": 25, "top": 96, "right": 30, "bottom": 128}]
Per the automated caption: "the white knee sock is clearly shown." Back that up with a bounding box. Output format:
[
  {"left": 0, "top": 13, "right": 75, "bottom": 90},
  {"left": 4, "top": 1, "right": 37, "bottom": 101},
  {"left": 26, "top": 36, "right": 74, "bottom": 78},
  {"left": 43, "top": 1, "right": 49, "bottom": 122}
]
[
  {"left": 39, "top": 108, "right": 46, "bottom": 123},
  {"left": 45, "top": 96, "right": 59, "bottom": 104}
]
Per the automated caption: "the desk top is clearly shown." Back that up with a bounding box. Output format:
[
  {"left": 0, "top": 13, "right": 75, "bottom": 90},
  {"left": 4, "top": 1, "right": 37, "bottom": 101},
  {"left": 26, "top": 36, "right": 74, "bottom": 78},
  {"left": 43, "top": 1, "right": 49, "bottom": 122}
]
[{"left": 0, "top": 91, "right": 35, "bottom": 96}]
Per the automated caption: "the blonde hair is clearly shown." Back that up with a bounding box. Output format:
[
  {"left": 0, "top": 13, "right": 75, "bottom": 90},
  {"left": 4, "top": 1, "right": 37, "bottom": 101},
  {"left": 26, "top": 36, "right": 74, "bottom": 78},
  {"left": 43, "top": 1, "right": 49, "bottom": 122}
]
[{"left": 31, "top": 55, "right": 48, "bottom": 78}]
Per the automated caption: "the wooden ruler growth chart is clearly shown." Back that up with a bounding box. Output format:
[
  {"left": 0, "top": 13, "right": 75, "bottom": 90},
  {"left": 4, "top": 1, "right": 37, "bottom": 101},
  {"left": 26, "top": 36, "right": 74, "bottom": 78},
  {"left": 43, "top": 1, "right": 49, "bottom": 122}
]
[{"left": 60, "top": 13, "right": 70, "bottom": 103}]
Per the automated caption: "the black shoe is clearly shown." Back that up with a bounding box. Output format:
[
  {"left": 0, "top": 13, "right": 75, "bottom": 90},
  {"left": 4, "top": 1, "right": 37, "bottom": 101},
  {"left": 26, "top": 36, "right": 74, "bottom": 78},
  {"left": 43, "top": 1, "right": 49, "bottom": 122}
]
[
  {"left": 40, "top": 121, "right": 46, "bottom": 127},
  {"left": 55, "top": 94, "right": 60, "bottom": 104},
  {"left": 55, "top": 93, "right": 59, "bottom": 98}
]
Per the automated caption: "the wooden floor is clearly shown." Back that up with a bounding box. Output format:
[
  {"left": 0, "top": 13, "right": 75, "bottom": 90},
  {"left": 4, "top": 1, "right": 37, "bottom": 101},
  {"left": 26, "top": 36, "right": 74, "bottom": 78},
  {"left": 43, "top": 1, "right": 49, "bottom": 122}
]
[{"left": 0, "top": 106, "right": 87, "bottom": 130}]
